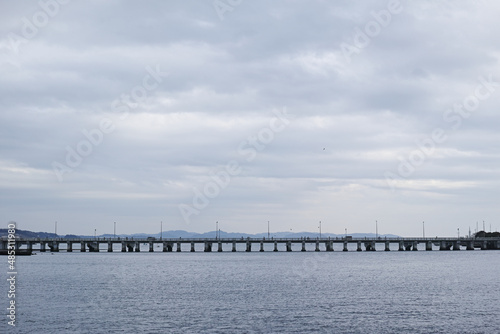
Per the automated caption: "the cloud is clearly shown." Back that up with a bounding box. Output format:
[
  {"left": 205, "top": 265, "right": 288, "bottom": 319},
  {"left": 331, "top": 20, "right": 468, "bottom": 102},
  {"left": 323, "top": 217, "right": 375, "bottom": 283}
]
[{"left": 1, "top": 0, "right": 500, "bottom": 236}]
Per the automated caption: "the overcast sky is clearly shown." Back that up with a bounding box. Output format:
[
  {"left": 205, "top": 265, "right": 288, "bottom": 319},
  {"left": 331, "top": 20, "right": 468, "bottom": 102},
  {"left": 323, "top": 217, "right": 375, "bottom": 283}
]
[{"left": 1, "top": 0, "right": 500, "bottom": 236}]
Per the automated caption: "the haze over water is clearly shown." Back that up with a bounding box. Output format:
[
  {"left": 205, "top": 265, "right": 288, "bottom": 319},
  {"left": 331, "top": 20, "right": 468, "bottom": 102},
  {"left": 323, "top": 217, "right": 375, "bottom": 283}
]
[{"left": 2, "top": 251, "right": 499, "bottom": 333}]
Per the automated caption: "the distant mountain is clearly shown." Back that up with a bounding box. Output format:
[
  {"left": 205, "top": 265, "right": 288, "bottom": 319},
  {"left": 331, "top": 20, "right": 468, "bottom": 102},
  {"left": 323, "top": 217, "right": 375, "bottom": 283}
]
[{"left": 0, "top": 228, "right": 400, "bottom": 239}]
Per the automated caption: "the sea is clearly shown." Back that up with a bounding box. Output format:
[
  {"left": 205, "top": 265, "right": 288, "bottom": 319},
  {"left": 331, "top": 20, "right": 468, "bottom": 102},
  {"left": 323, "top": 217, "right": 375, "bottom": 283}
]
[{"left": 1, "top": 246, "right": 499, "bottom": 333}]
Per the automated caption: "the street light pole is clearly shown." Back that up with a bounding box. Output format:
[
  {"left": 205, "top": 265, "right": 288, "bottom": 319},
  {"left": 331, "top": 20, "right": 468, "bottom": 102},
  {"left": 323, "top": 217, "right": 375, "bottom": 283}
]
[
  {"left": 423, "top": 221, "right": 425, "bottom": 238},
  {"left": 376, "top": 220, "right": 378, "bottom": 239},
  {"left": 457, "top": 228, "right": 460, "bottom": 239},
  {"left": 216, "top": 221, "right": 218, "bottom": 240},
  {"left": 319, "top": 221, "right": 321, "bottom": 239}
]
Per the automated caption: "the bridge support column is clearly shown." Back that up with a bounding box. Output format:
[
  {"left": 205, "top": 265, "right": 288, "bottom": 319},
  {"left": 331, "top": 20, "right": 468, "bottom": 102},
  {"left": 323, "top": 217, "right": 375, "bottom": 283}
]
[
  {"left": 260, "top": 242, "right": 264, "bottom": 252},
  {"left": 412, "top": 241, "right": 418, "bottom": 251},
  {"left": 325, "top": 241, "right": 333, "bottom": 251},
  {"left": 218, "top": 242, "right": 223, "bottom": 252},
  {"left": 246, "top": 241, "right": 251, "bottom": 252},
  {"left": 232, "top": 242, "right": 236, "bottom": 252},
  {"left": 134, "top": 242, "right": 140, "bottom": 252},
  {"left": 49, "top": 242, "right": 59, "bottom": 252},
  {"left": 343, "top": 241, "right": 348, "bottom": 252},
  {"left": 40, "top": 242, "right": 46, "bottom": 252},
  {"left": 191, "top": 242, "right": 195, "bottom": 252},
  {"left": 127, "top": 243, "right": 134, "bottom": 252},
  {"left": 67, "top": 242, "right": 72, "bottom": 252},
  {"left": 439, "top": 241, "right": 450, "bottom": 251},
  {"left": 177, "top": 242, "right": 182, "bottom": 252},
  {"left": 481, "top": 241, "right": 487, "bottom": 250},
  {"left": 398, "top": 241, "right": 404, "bottom": 251},
  {"left": 286, "top": 241, "right": 292, "bottom": 252},
  {"left": 452, "top": 241, "right": 460, "bottom": 251},
  {"left": 274, "top": 241, "right": 278, "bottom": 252},
  {"left": 315, "top": 241, "right": 320, "bottom": 252},
  {"left": 149, "top": 242, "right": 154, "bottom": 252},
  {"left": 108, "top": 242, "right": 113, "bottom": 252},
  {"left": 122, "top": 242, "right": 127, "bottom": 252},
  {"left": 204, "top": 242, "right": 212, "bottom": 252},
  {"left": 466, "top": 241, "right": 474, "bottom": 250},
  {"left": 366, "top": 242, "right": 375, "bottom": 251},
  {"left": 426, "top": 241, "right": 432, "bottom": 251},
  {"left": 357, "top": 241, "right": 362, "bottom": 252},
  {"left": 496, "top": 241, "right": 500, "bottom": 250},
  {"left": 301, "top": 241, "right": 306, "bottom": 252},
  {"left": 162, "top": 242, "right": 168, "bottom": 252},
  {"left": 385, "top": 242, "right": 390, "bottom": 251}
]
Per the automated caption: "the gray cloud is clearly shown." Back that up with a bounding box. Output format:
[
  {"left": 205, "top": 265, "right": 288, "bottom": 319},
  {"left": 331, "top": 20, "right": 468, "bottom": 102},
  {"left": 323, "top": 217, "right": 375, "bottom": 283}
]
[{"left": 1, "top": 0, "right": 500, "bottom": 236}]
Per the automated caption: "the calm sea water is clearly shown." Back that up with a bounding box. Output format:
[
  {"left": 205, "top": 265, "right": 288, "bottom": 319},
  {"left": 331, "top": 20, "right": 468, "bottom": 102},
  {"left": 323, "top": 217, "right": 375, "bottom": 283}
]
[{"left": 2, "top": 249, "right": 499, "bottom": 333}]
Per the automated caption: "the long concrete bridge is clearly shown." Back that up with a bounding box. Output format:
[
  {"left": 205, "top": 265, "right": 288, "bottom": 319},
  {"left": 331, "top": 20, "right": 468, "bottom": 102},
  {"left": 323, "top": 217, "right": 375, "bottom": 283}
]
[{"left": 1, "top": 236, "right": 500, "bottom": 253}]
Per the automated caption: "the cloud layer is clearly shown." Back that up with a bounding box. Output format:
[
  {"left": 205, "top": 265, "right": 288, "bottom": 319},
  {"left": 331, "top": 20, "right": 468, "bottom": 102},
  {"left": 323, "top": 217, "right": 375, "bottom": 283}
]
[{"left": 1, "top": 0, "right": 500, "bottom": 236}]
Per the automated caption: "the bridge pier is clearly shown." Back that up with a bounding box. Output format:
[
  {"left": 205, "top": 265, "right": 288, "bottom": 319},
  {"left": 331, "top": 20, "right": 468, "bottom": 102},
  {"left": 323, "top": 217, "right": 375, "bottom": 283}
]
[
  {"left": 385, "top": 242, "right": 390, "bottom": 251},
  {"left": 440, "top": 241, "right": 451, "bottom": 251},
  {"left": 232, "top": 242, "right": 236, "bottom": 252},
  {"left": 343, "top": 241, "right": 348, "bottom": 252},
  {"left": 315, "top": 241, "right": 320, "bottom": 252},
  {"left": 481, "top": 241, "right": 487, "bottom": 250},
  {"left": 218, "top": 242, "right": 223, "bottom": 252},
  {"left": 122, "top": 242, "right": 127, "bottom": 252},
  {"left": 191, "top": 242, "right": 195, "bottom": 252},
  {"left": 274, "top": 241, "right": 278, "bottom": 252},
  {"left": 260, "top": 242, "right": 264, "bottom": 252},
  {"left": 302, "top": 241, "right": 306, "bottom": 252},
  {"left": 426, "top": 241, "right": 432, "bottom": 251},
  {"left": 398, "top": 241, "right": 404, "bottom": 251},
  {"left": 204, "top": 242, "right": 212, "bottom": 252},
  {"left": 357, "top": 241, "right": 362, "bottom": 252},
  {"left": 87, "top": 242, "right": 99, "bottom": 252},
  {"left": 365, "top": 242, "right": 375, "bottom": 251},
  {"left": 67, "top": 242, "right": 72, "bottom": 252},
  {"left": 149, "top": 242, "right": 154, "bottom": 252},
  {"left": 325, "top": 241, "right": 333, "bottom": 251},
  {"left": 134, "top": 242, "right": 140, "bottom": 252},
  {"left": 466, "top": 241, "right": 474, "bottom": 250},
  {"left": 108, "top": 242, "right": 113, "bottom": 252},
  {"left": 40, "top": 242, "right": 46, "bottom": 252},
  {"left": 452, "top": 241, "right": 460, "bottom": 251},
  {"left": 177, "top": 242, "right": 181, "bottom": 252},
  {"left": 48, "top": 242, "right": 59, "bottom": 252},
  {"left": 246, "top": 241, "right": 251, "bottom": 252},
  {"left": 27, "top": 242, "right": 33, "bottom": 252},
  {"left": 127, "top": 243, "right": 134, "bottom": 252},
  {"left": 286, "top": 241, "right": 292, "bottom": 252},
  {"left": 413, "top": 241, "right": 418, "bottom": 251},
  {"left": 405, "top": 243, "right": 412, "bottom": 251}
]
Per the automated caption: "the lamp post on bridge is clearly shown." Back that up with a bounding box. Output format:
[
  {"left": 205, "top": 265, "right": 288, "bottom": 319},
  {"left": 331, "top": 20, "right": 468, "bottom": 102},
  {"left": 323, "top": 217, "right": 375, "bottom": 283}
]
[
  {"left": 319, "top": 221, "right": 321, "bottom": 239},
  {"left": 114, "top": 222, "right": 116, "bottom": 239},
  {"left": 376, "top": 220, "right": 378, "bottom": 239},
  {"left": 423, "top": 221, "right": 425, "bottom": 239}
]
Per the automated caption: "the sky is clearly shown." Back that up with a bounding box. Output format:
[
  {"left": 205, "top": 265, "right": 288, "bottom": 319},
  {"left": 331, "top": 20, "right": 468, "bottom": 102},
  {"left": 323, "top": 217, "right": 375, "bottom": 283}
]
[{"left": 1, "top": 0, "right": 500, "bottom": 237}]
